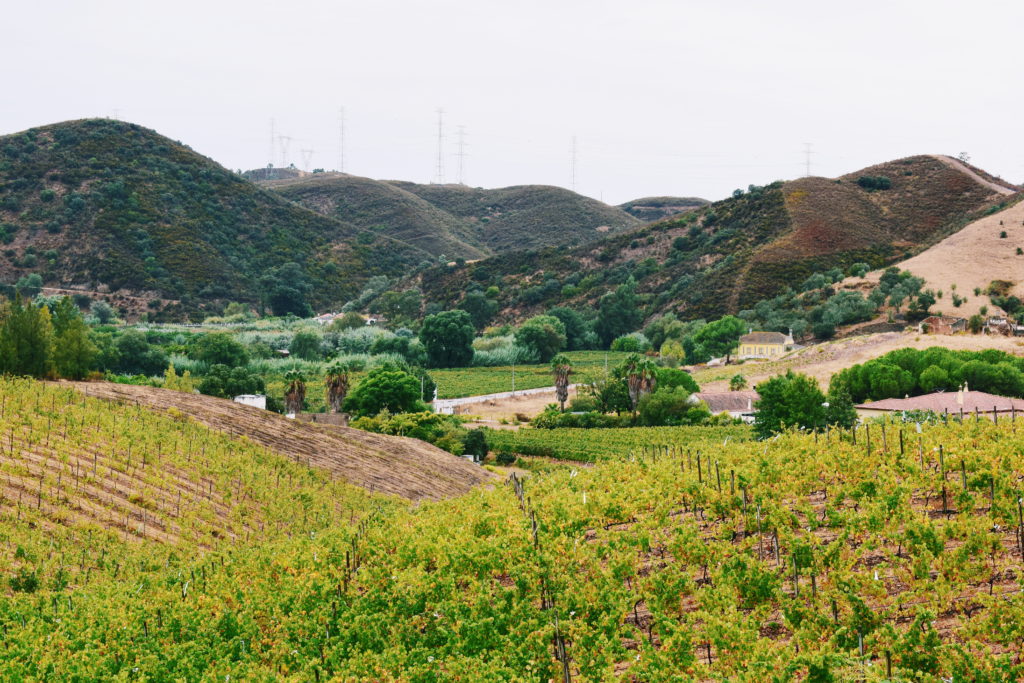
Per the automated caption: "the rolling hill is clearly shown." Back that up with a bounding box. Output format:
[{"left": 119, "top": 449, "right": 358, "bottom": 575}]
[
  {"left": 0, "top": 119, "right": 432, "bottom": 319},
  {"left": 412, "top": 155, "right": 1016, "bottom": 323},
  {"left": 618, "top": 195, "right": 709, "bottom": 222},
  {"left": 261, "top": 172, "right": 642, "bottom": 257}
]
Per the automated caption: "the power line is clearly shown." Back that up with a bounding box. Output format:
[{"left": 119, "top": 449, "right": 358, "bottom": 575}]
[
  {"left": 300, "top": 148, "right": 314, "bottom": 171},
  {"left": 803, "top": 142, "right": 814, "bottom": 177},
  {"left": 434, "top": 107, "right": 445, "bottom": 184},
  {"left": 269, "top": 118, "right": 276, "bottom": 167},
  {"left": 456, "top": 125, "right": 468, "bottom": 185}
]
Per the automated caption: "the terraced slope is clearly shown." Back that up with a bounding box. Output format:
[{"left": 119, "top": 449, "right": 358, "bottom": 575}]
[{"left": 70, "top": 382, "right": 492, "bottom": 500}]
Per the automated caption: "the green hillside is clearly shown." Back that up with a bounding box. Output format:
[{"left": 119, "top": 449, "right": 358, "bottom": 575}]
[
  {"left": 414, "top": 155, "right": 1012, "bottom": 323},
  {"left": 266, "top": 173, "right": 490, "bottom": 260},
  {"left": 618, "top": 195, "right": 709, "bottom": 222},
  {"left": 0, "top": 120, "right": 431, "bottom": 319},
  {"left": 390, "top": 181, "right": 641, "bottom": 252}
]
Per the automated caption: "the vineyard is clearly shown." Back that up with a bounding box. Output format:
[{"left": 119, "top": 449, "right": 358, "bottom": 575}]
[
  {"left": 489, "top": 424, "right": 753, "bottom": 462},
  {"left": 4, "top": 378, "right": 1024, "bottom": 679}
]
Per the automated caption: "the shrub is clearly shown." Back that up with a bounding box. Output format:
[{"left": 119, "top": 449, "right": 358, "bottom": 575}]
[
  {"left": 610, "top": 332, "right": 651, "bottom": 353},
  {"left": 856, "top": 176, "right": 892, "bottom": 191}
]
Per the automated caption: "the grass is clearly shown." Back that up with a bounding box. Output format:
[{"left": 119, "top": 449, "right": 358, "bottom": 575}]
[{"left": 431, "top": 350, "right": 630, "bottom": 399}]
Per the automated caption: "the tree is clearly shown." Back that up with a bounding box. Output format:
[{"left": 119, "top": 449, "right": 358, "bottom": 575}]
[
  {"left": 595, "top": 277, "right": 642, "bottom": 348},
  {"left": 0, "top": 295, "right": 54, "bottom": 378},
  {"left": 551, "top": 354, "right": 573, "bottom": 411},
  {"left": 376, "top": 289, "right": 422, "bottom": 325},
  {"left": 968, "top": 314, "right": 984, "bottom": 334},
  {"left": 261, "top": 262, "right": 312, "bottom": 317},
  {"left": 194, "top": 332, "right": 250, "bottom": 367},
  {"left": 325, "top": 362, "right": 350, "bottom": 413},
  {"left": 343, "top": 365, "right": 422, "bottom": 416},
  {"left": 656, "top": 367, "right": 700, "bottom": 393},
  {"left": 114, "top": 330, "right": 168, "bottom": 376},
  {"left": 15, "top": 273, "right": 43, "bottom": 298},
  {"left": 164, "top": 364, "right": 197, "bottom": 393},
  {"left": 289, "top": 330, "right": 323, "bottom": 361},
  {"left": 460, "top": 290, "right": 498, "bottom": 330},
  {"left": 691, "top": 315, "right": 745, "bottom": 363},
  {"left": 419, "top": 310, "right": 475, "bottom": 368},
  {"left": 729, "top": 374, "right": 748, "bottom": 391},
  {"left": 620, "top": 354, "right": 658, "bottom": 412},
  {"left": 637, "top": 386, "right": 709, "bottom": 426},
  {"left": 547, "top": 307, "right": 592, "bottom": 351},
  {"left": 754, "top": 371, "right": 827, "bottom": 438},
  {"left": 587, "top": 377, "right": 632, "bottom": 415},
  {"left": 328, "top": 311, "right": 366, "bottom": 332},
  {"left": 283, "top": 370, "right": 306, "bottom": 415},
  {"left": 515, "top": 315, "right": 567, "bottom": 363},
  {"left": 50, "top": 297, "right": 96, "bottom": 380},
  {"left": 918, "top": 365, "right": 950, "bottom": 393},
  {"left": 463, "top": 429, "right": 488, "bottom": 462},
  {"left": 824, "top": 384, "right": 858, "bottom": 429},
  {"left": 90, "top": 300, "right": 116, "bottom": 324},
  {"left": 198, "top": 364, "right": 264, "bottom": 399}
]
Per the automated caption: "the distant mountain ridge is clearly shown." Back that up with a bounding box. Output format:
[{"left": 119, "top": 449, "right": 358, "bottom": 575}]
[
  {"left": 412, "top": 155, "right": 1015, "bottom": 324},
  {"left": 258, "top": 172, "right": 643, "bottom": 257},
  {"left": 0, "top": 119, "right": 432, "bottom": 318}
]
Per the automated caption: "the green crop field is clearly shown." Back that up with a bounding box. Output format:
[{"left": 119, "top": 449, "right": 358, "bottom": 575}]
[
  {"left": 431, "top": 350, "right": 630, "bottom": 399},
  {"left": 6, "top": 375, "right": 1024, "bottom": 679}
]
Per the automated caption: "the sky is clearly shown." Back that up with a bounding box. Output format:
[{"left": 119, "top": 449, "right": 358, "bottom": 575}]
[{"left": 3, "top": 0, "right": 1023, "bottom": 204}]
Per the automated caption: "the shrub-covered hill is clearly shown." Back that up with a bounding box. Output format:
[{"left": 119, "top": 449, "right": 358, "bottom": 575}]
[
  {"left": 264, "top": 173, "right": 491, "bottom": 260},
  {"left": 0, "top": 119, "right": 431, "bottom": 318},
  {"left": 618, "top": 195, "right": 709, "bottom": 222},
  {"left": 414, "top": 155, "right": 1012, "bottom": 323},
  {"left": 259, "top": 173, "right": 642, "bottom": 258}
]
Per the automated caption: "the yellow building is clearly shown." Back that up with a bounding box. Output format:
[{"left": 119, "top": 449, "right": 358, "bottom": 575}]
[{"left": 738, "top": 331, "right": 794, "bottom": 360}]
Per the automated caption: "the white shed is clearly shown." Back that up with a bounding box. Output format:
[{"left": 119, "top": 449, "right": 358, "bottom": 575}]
[{"left": 234, "top": 394, "right": 267, "bottom": 410}]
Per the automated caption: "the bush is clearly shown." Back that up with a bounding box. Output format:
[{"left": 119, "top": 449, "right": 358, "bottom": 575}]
[
  {"left": 637, "top": 387, "right": 710, "bottom": 426},
  {"left": 610, "top": 332, "right": 651, "bottom": 353},
  {"left": 514, "top": 315, "right": 567, "bottom": 363},
  {"left": 463, "top": 428, "right": 488, "bottom": 461},
  {"left": 856, "top": 176, "right": 892, "bottom": 191},
  {"left": 289, "top": 330, "right": 323, "bottom": 361},
  {"left": 198, "top": 364, "right": 265, "bottom": 399},
  {"left": 193, "top": 332, "right": 249, "bottom": 368},
  {"left": 344, "top": 364, "right": 424, "bottom": 416}
]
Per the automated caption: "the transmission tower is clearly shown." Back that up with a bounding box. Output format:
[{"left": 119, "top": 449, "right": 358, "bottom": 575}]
[
  {"left": 300, "top": 148, "right": 314, "bottom": 171},
  {"left": 338, "top": 107, "right": 346, "bottom": 173},
  {"left": 278, "top": 135, "right": 293, "bottom": 167},
  {"left": 269, "top": 118, "right": 276, "bottom": 167},
  {"left": 434, "top": 108, "right": 445, "bottom": 183},
  {"left": 803, "top": 142, "right": 814, "bottom": 177},
  {"left": 455, "top": 125, "right": 468, "bottom": 185}
]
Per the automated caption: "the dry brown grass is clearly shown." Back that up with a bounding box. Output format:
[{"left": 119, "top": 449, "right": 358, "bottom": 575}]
[{"left": 68, "top": 382, "right": 493, "bottom": 501}]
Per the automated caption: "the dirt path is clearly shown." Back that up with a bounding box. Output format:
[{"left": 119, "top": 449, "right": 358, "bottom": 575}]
[{"left": 931, "top": 155, "right": 1017, "bottom": 195}]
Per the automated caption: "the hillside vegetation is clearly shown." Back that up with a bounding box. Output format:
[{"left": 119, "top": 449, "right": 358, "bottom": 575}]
[
  {"left": 0, "top": 120, "right": 431, "bottom": 319},
  {"left": 618, "top": 195, "right": 709, "bottom": 222},
  {"left": 415, "top": 155, "right": 1009, "bottom": 323},
  {"left": 5, "top": 400, "right": 1024, "bottom": 678},
  {"left": 267, "top": 173, "right": 641, "bottom": 257}
]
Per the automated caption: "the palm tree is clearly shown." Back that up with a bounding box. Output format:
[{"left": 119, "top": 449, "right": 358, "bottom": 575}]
[
  {"left": 623, "top": 354, "right": 657, "bottom": 412},
  {"left": 551, "top": 354, "right": 573, "bottom": 412},
  {"left": 284, "top": 370, "right": 306, "bottom": 415},
  {"left": 325, "top": 362, "right": 350, "bottom": 413}
]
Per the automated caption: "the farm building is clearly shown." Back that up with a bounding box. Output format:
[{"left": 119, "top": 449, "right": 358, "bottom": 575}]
[
  {"left": 691, "top": 391, "right": 759, "bottom": 422},
  {"left": 737, "top": 331, "right": 794, "bottom": 359},
  {"left": 233, "top": 394, "right": 267, "bottom": 410},
  {"left": 918, "top": 315, "right": 966, "bottom": 335},
  {"left": 855, "top": 387, "right": 1024, "bottom": 421}
]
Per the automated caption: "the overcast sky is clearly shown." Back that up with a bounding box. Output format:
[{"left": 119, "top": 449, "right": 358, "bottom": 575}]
[{"left": 3, "top": 0, "right": 1022, "bottom": 203}]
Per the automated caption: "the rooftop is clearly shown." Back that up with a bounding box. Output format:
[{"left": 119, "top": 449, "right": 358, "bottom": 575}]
[
  {"left": 856, "top": 390, "right": 1024, "bottom": 414},
  {"left": 740, "top": 331, "right": 788, "bottom": 345},
  {"left": 693, "top": 391, "right": 760, "bottom": 413}
]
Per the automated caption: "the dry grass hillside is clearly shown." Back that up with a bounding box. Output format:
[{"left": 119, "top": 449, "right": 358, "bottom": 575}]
[
  {"left": 851, "top": 197, "right": 1024, "bottom": 317},
  {"left": 69, "top": 382, "right": 492, "bottom": 501}
]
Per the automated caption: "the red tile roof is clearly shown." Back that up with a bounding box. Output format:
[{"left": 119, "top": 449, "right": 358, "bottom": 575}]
[
  {"left": 856, "top": 391, "right": 1024, "bottom": 414},
  {"left": 694, "top": 391, "right": 759, "bottom": 413}
]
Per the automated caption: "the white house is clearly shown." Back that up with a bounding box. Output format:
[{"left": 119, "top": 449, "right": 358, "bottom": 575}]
[{"left": 233, "top": 394, "right": 267, "bottom": 410}]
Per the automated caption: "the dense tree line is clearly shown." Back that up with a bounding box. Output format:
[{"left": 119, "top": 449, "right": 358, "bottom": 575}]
[{"left": 831, "top": 347, "right": 1024, "bottom": 403}]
